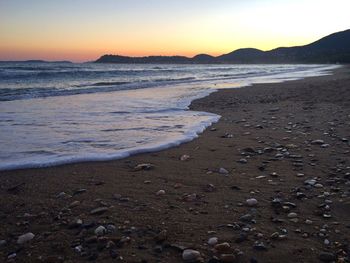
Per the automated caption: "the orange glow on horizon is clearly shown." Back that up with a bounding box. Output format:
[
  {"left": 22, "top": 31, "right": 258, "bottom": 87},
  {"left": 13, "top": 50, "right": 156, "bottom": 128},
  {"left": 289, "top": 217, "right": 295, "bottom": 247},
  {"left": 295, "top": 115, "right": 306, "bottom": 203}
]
[{"left": 1, "top": 0, "right": 349, "bottom": 62}]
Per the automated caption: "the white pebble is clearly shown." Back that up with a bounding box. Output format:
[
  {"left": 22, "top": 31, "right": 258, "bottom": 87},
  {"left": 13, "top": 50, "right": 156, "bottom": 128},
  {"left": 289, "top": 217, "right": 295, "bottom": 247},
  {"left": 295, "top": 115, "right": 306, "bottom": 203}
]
[
  {"left": 17, "top": 233, "right": 35, "bottom": 245},
  {"left": 95, "top": 226, "right": 107, "bottom": 236},
  {"left": 246, "top": 198, "right": 258, "bottom": 207},
  {"left": 182, "top": 249, "right": 201, "bottom": 262},
  {"left": 208, "top": 237, "right": 218, "bottom": 246}
]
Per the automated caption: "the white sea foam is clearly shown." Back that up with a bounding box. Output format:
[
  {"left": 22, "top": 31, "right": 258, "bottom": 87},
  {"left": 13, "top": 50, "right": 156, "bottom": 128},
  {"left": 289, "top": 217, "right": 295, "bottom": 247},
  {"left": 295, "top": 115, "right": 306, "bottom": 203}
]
[{"left": 0, "top": 63, "right": 339, "bottom": 171}]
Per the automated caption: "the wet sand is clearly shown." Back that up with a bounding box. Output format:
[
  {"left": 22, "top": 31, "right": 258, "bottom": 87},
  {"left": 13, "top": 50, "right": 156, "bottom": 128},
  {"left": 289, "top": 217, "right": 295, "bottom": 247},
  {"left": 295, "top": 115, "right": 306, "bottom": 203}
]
[{"left": 0, "top": 66, "right": 349, "bottom": 263}]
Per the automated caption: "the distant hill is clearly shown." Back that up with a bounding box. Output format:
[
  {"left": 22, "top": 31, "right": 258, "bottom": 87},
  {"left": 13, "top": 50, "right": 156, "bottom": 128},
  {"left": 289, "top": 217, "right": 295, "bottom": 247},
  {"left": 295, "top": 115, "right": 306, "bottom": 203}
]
[{"left": 95, "top": 29, "right": 350, "bottom": 64}]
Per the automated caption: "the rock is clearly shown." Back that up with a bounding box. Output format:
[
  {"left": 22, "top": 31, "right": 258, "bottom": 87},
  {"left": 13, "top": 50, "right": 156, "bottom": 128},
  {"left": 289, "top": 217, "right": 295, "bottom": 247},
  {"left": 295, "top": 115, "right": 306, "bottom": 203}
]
[
  {"left": 156, "top": 189, "right": 166, "bottom": 196},
  {"left": 219, "top": 168, "right": 229, "bottom": 174},
  {"left": 182, "top": 249, "right": 201, "bottom": 262},
  {"left": 90, "top": 207, "right": 109, "bottom": 215},
  {"left": 134, "top": 163, "right": 154, "bottom": 171},
  {"left": 311, "top": 140, "right": 325, "bottom": 145},
  {"left": 324, "top": 239, "right": 330, "bottom": 245},
  {"left": 180, "top": 154, "right": 190, "bottom": 161},
  {"left": 204, "top": 184, "right": 216, "bottom": 192},
  {"left": 246, "top": 198, "right": 258, "bottom": 207},
  {"left": 95, "top": 226, "right": 107, "bottom": 236},
  {"left": 174, "top": 183, "right": 182, "bottom": 189},
  {"left": 240, "top": 214, "right": 253, "bottom": 222},
  {"left": 287, "top": 212, "right": 298, "bottom": 218},
  {"left": 208, "top": 237, "right": 219, "bottom": 246},
  {"left": 17, "top": 233, "right": 35, "bottom": 244},
  {"left": 305, "top": 219, "right": 313, "bottom": 225},
  {"left": 319, "top": 252, "right": 336, "bottom": 262},
  {"left": 214, "top": 242, "right": 231, "bottom": 253},
  {"left": 106, "top": 224, "right": 116, "bottom": 233},
  {"left": 68, "top": 200, "right": 80, "bottom": 208},
  {"left": 238, "top": 158, "right": 248, "bottom": 164},
  {"left": 253, "top": 241, "right": 267, "bottom": 251},
  {"left": 154, "top": 245, "right": 163, "bottom": 253}
]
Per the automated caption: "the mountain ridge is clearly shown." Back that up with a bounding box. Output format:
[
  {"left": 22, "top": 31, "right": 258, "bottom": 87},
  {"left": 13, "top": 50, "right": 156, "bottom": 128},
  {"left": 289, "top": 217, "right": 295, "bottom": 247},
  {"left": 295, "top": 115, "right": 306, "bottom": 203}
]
[{"left": 95, "top": 29, "right": 350, "bottom": 64}]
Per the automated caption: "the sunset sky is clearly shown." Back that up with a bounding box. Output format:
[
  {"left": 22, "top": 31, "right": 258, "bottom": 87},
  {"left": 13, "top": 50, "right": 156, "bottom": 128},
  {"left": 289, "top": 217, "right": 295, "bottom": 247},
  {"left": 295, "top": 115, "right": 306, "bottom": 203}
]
[{"left": 1, "top": 0, "right": 349, "bottom": 62}]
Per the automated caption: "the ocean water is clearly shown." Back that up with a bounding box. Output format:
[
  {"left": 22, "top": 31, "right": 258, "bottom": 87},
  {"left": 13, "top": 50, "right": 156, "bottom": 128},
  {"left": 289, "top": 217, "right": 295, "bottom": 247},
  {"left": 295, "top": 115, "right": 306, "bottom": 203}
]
[{"left": 0, "top": 62, "right": 338, "bottom": 170}]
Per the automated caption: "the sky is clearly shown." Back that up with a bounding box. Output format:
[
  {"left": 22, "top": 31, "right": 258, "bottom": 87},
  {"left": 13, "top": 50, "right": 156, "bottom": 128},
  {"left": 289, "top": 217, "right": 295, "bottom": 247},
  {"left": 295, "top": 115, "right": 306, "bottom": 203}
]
[{"left": 0, "top": 0, "right": 349, "bottom": 62}]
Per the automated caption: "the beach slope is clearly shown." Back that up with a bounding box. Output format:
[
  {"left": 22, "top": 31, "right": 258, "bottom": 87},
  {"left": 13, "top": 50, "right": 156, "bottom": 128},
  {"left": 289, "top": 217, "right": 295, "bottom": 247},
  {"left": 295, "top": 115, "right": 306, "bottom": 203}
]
[{"left": 0, "top": 67, "right": 349, "bottom": 263}]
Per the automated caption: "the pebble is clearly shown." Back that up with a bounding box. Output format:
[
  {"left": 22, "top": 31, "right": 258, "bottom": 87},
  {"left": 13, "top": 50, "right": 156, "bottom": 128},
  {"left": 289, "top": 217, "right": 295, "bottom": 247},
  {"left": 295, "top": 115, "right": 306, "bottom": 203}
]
[
  {"left": 305, "top": 219, "right": 313, "bottom": 225},
  {"left": 95, "top": 226, "right": 107, "bottom": 236},
  {"left": 311, "top": 139, "right": 325, "bottom": 145},
  {"left": 134, "top": 163, "right": 154, "bottom": 171},
  {"left": 214, "top": 242, "right": 231, "bottom": 253},
  {"left": 208, "top": 237, "right": 219, "bottom": 246},
  {"left": 90, "top": 207, "right": 109, "bottom": 215},
  {"left": 238, "top": 158, "right": 248, "bottom": 164},
  {"left": 240, "top": 214, "right": 253, "bottom": 222},
  {"left": 69, "top": 200, "right": 80, "bottom": 208},
  {"left": 219, "top": 168, "right": 229, "bottom": 174},
  {"left": 17, "top": 232, "right": 35, "bottom": 244},
  {"left": 156, "top": 189, "right": 166, "bottom": 196},
  {"left": 182, "top": 249, "right": 201, "bottom": 262},
  {"left": 180, "top": 154, "right": 190, "bottom": 161},
  {"left": 287, "top": 212, "right": 298, "bottom": 218},
  {"left": 246, "top": 198, "right": 258, "bottom": 207}
]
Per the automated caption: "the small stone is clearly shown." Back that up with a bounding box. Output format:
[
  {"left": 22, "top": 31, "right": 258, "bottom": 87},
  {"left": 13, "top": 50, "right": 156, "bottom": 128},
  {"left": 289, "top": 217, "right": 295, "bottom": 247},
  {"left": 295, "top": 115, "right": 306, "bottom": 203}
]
[
  {"left": 8, "top": 253, "right": 16, "bottom": 260},
  {"left": 287, "top": 212, "right": 298, "bottom": 218},
  {"left": 134, "top": 163, "right": 154, "bottom": 171},
  {"left": 305, "top": 219, "right": 313, "bottom": 225},
  {"left": 311, "top": 140, "right": 325, "bottom": 145},
  {"left": 17, "top": 233, "right": 35, "bottom": 244},
  {"left": 95, "top": 226, "right": 107, "bottom": 236},
  {"left": 219, "top": 168, "right": 229, "bottom": 174},
  {"left": 156, "top": 189, "right": 166, "bottom": 196},
  {"left": 180, "top": 154, "right": 190, "bottom": 161},
  {"left": 238, "top": 158, "right": 248, "bottom": 164},
  {"left": 240, "top": 214, "right": 253, "bottom": 222},
  {"left": 182, "top": 249, "right": 201, "bottom": 262},
  {"left": 208, "top": 237, "right": 218, "bottom": 246},
  {"left": 204, "top": 184, "right": 216, "bottom": 192},
  {"left": 214, "top": 242, "right": 231, "bottom": 253},
  {"left": 319, "top": 252, "right": 336, "bottom": 262},
  {"left": 324, "top": 239, "right": 330, "bottom": 245},
  {"left": 90, "top": 207, "right": 108, "bottom": 215},
  {"left": 253, "top": 241, "right": 267, "bottom": 251},
  {"left": 246, "top": 198, "right": 258, "bottom": 207},
  {"left": 69, "top": 200, "right": 80, "bottom": 208}
]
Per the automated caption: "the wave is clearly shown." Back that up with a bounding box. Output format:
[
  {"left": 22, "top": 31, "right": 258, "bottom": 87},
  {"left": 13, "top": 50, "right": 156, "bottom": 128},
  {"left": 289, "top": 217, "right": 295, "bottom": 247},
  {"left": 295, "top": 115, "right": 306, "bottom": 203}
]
[{"left": 0, "top": 114, "right": 220, "bottom": 171}]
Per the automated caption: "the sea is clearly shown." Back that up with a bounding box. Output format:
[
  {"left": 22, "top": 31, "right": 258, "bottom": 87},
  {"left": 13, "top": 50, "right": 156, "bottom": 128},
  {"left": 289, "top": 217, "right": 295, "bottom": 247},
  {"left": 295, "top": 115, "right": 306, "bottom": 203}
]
[{"left": 0, "top": 62, "right": 338, "bottom": 170}]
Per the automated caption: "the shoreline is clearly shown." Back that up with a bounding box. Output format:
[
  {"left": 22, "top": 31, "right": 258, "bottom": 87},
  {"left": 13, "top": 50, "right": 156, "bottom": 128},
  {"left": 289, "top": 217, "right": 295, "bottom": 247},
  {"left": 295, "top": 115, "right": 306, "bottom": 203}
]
[
  {"left": 0, "top": 66, "right": 349, "bottom": 263},
  {"left": 0, "top": 64, "right": 338, "bottom": 172}
]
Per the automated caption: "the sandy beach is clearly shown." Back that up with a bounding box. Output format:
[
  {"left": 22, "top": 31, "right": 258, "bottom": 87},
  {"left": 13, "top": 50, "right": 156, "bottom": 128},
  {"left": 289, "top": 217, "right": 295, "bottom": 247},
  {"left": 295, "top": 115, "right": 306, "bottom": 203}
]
[{"left": 0, "top": 66, "right": 349, "bottom": 263}]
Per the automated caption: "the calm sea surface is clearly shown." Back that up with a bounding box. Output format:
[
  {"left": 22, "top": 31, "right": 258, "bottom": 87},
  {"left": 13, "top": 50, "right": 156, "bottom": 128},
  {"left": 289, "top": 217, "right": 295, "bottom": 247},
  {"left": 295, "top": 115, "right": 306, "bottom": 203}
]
[{"left": 0, "top": 62, "right": 338, "bottom": 170}]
